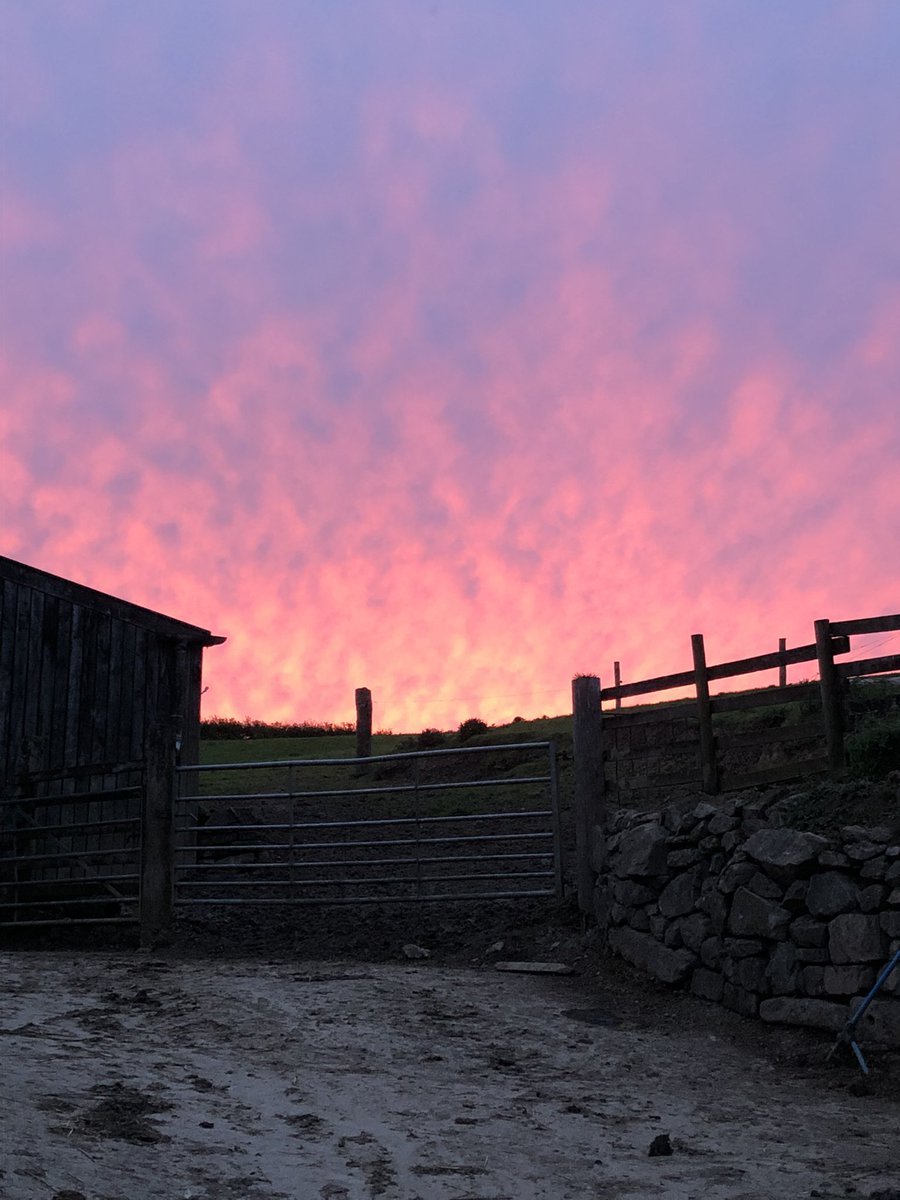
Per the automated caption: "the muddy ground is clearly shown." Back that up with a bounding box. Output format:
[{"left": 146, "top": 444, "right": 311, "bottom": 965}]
[{"left": 2, "top": 901, "right": 899, "bottom": 1200}]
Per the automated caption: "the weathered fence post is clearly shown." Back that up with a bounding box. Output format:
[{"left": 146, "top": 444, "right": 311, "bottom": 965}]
[
  {"left": 692, "top": 633, "right": 718, "bottom": 794},
  {"left": 778, "top": 638, "right": 787, "bottom": 688},
  {"left": 572, "top": 674, "right": 604, "bottom": 915},
  {"left": 815, "top": 618, "right": 845, "bottom": 775},
  {"left": 355, "top": 687, "right": 372, "bottom": 760},
  {"left": 140, "top": 722, "right": 176, "bottom": 947},
  {"left": 613, "top": 661, "right": 622, "bottom": 710}
]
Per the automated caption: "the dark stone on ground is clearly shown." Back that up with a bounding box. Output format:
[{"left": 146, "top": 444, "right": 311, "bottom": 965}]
[{"left": 647, "top": 1133, "right": 673, "bottom": 1157}]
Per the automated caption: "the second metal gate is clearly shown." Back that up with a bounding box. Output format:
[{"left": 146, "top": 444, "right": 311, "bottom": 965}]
[{"left": 0, "top": 763, "right": 143, "bottom": 930}]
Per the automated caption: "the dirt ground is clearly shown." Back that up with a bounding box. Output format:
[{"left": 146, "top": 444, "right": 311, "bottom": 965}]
[{"left": 2, "top": 903, "right": 899, "bottom": 1200}]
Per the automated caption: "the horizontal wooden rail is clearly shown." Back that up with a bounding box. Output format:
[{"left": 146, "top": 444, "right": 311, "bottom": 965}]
[
  {"left": 830, "top": 614, "right": 900, "bottom": 636},
  {"left": 708, "top": 682, "right": 819, "bottom": 715},
  {"left": 719, "top": 755, "right": 830, "bottom": 791},
  {"left": 601, "top": 637, "right": 848, "bottom": 701},
  {"left": 600, "top": 668, "right": 694, "bottom": 701},
  {"left": 706, "top": 637, "right": 849, "bottom": 682},
  {"left": 835, "top": 653, "right": 900, "bottom": 679}
]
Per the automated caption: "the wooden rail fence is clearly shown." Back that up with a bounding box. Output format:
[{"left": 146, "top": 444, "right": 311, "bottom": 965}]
[{"left": 571, "top": 613, "right": 900, "bottom": 912}]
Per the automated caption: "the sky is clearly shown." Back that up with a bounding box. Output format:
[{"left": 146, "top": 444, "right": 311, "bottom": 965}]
[{"left": 1, "top": 1, "right": 899, "bottom": 732}]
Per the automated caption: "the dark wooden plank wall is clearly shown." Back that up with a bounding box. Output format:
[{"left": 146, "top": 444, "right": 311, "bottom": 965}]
[{"left": 0, "top": 575, "right": 205, "bottom": 795}]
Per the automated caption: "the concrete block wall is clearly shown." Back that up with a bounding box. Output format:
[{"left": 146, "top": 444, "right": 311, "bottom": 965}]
[{"left": 594, "top": 794, "right": 900, "bottom": 1044}]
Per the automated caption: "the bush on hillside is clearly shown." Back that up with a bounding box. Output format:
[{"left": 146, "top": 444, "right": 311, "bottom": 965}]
[{"left": 457, "top": 717, "right": 489, "bottom": 743}]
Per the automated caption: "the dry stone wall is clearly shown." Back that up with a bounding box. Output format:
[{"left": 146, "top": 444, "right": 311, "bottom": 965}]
[{"left": 594, "top": 794, "right": 900, "bottom": 1045}]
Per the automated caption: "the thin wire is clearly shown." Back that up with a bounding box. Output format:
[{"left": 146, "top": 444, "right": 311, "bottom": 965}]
[{"left": 853, "top": 632, "right": 900, "bottom": 653}]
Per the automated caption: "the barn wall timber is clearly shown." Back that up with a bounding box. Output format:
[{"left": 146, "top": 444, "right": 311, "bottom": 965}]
[{"left": 0, "top": 557, "right": 223, "bottom": 794}]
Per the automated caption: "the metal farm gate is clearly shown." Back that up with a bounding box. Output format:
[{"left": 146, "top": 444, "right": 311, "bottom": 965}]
[
  {"left": 174, "top": 741, "right": 563, "bottom": 907},
  {"left": 0, "top": 763, "right": 144, "bottom": 930}
]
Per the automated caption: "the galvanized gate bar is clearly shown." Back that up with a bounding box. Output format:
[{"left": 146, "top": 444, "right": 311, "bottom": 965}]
[
  {"left": 176, "top": 808, "right": 553, "bottom": 834},
  {"left": 181, "top": 740, "right": 556, "bottom": 771},
  {"left": 177, "top": 777, "right": 550, "bottom": 805}
]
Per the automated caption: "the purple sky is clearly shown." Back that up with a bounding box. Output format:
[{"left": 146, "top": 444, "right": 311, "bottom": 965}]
[{"left": 2, "top": 1, "right": 898, "bottom": 728}]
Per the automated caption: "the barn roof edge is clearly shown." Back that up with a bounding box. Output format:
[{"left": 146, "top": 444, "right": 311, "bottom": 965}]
[{"left": 0, "top": 555, "right": 225, "bottom": 647}]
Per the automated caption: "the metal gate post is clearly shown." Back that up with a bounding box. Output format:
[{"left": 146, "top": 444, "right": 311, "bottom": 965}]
[{"left": 140, "top": 723, "right": 176, "bottom": 946}]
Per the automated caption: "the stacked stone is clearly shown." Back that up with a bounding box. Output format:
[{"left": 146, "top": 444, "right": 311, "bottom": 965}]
[{"left": 595, "top": 798, "right": 900, "bottom": 1042}]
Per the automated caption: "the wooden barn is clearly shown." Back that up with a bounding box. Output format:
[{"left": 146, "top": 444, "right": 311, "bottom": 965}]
[{"left": 0, "top": 555, "right": 224, "bottom": 930}]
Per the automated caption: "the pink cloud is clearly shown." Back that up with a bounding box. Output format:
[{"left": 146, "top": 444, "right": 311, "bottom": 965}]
[{"left": 2, "top": 6, "right": 899, "bottom": 730}]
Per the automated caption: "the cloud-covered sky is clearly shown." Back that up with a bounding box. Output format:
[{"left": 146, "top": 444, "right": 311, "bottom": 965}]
[{"left": 2, "top": 1, "right": 898, "bottom": 730}]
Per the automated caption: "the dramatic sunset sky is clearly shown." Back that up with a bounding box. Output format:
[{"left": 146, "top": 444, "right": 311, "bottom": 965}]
[{"left": 2, "top": 2, "right": 898, "bottom": 730}]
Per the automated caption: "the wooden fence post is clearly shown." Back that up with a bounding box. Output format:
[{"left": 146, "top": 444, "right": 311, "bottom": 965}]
[
  {"left": 815, "top": 619, "right": 845, "bottom": 775},
  {"left": 140, "top": 723, "right": 176, "bottom": 947},
  {"left": 692, "top": 634, "right": 718, "bottom": 794},
  {"left": 572, "top": 674, "right": 604, "bottom": 915},
  {"left": 613, "top": 661, "right": 622, "bottom": 710},
  {"left": 778, "top": 638, "right": 787, "bottom": 689},
  {"left": 355, "top": 687, "right": 372, "bottom": 760}
]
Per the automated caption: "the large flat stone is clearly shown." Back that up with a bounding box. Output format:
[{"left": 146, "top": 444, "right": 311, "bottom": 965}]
[
  {"left": 759, "top": 997, "right": 847, "bottom": 1032},
  {"left": 607, "top": 927, "right": 695, "bottom": 985}
]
